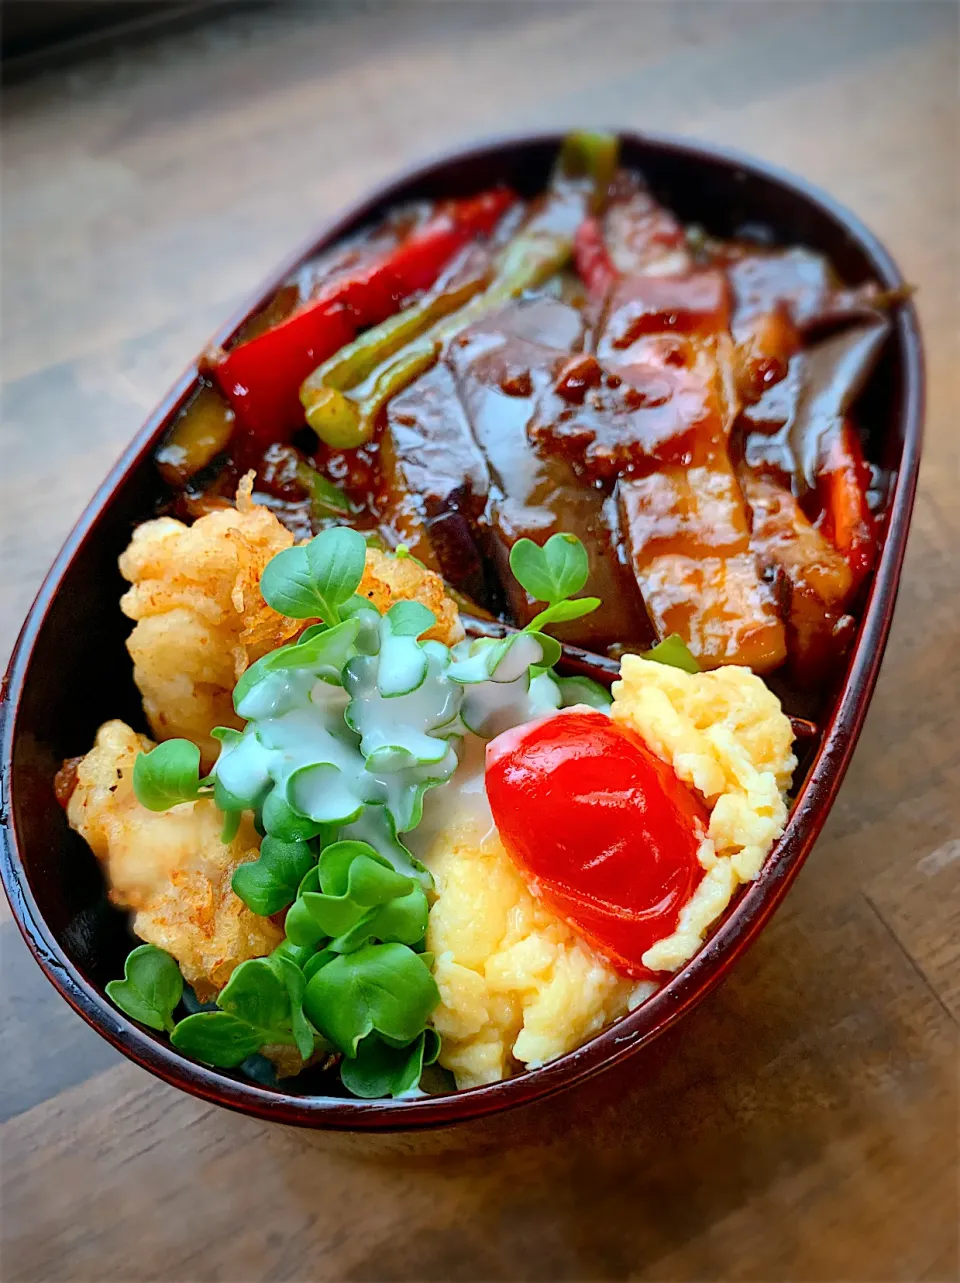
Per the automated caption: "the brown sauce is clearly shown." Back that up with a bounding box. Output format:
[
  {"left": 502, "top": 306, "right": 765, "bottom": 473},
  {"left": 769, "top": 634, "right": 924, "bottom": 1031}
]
[{"left": 154, "top": 173, "right": 889, "bottom": 691}]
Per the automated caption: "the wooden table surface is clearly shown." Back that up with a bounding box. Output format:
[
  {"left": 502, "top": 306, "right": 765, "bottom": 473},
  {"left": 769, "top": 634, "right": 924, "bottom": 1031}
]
[{"left": 2, "top": 3, "right": 958, "bottom": 1279}]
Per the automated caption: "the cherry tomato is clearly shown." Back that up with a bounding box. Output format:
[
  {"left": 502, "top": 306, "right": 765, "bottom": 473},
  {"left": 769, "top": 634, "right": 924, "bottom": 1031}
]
[{"left": 485, "top": 710, "right": 708, "bottom": 977}]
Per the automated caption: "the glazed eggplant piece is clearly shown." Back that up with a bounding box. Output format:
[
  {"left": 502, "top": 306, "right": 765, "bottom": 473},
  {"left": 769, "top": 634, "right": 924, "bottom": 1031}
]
[
  {"left": 594, "top": 267, "right": 787, "bottom": 672},
  {"left": 378, "top": 361, "right": 494, "bottom": 606},
  {"left": 448, "top": 296, "right": 655, "bottom": 652},
  {"left": 742, "top": 315, "right": 891, "bottom": 489}
]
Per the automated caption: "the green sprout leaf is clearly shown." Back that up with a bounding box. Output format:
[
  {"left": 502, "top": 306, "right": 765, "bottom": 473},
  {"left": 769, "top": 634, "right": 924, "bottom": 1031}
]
[
  {"left": 271, "top": 939, "right": 317, "bottom": 970},
  {"left": 340, "top": 1028, "right": 441, "bottom": 1099},
  {"left": 270, "top": 953, "right": 315, "bottom": 1061},
  {"left": 302, "top": 942, "right": 439, "bottom": 1057},
  {"left": 220, "top": 810, "right": 242, "bottom": 844},
  {"left": 211, "top": 726, "right": 244, "bottom": 750},
  {"left": 331, "top": 886, "right": 429, "bottom": 955},
  {"left": 528, "top": 631, "right": 561, "bottom": 671},
  {"left": 170, "top": 955, "right": 317, "bottom": 1069},
  {"left": 385, "top": 600, "right": 436, "bottom": 638},
  {"left": 642, "top": 633, "right": 700, "bottom": 674},
  {"left": 170, "top": 1012, "right": 264, "bottom": 1067},
  {"left": 555, "top": 674, "right": 613, "bottom": 710},
  {"left": 231, "top": 836, "right": 317, "bottom": 916},
  {"left": 372, "top": 602, "right": 438, "bottom": 699},
  {"left": 526, "top": 596, "right": 601, "bottom": 632},
  {"left": 260, "top": 791, "right": 333, "bottom": 843},
  {"left": 303, "top": 948, "right": 337, "bottom": 983},
  {"left": 217, "top": 958, "right": 290, "bottom": 1032},
  {"left": 106, "top": 944, "right": 183, "bottom": 1033},
  {"left": 133, "top": 739, "right": 204, "bottom": 812},
  {"left": 287, "top": 840, "right": 425, "bottom": 954},
  {"left": 304, "top": 527, "right": 368, "bottom": 623},
  {"left": 509, "top": 533, "right": 589, "bottom": 605},
  {"left": 258, "top": 527, "right": 366, "bottom": 624},
  {"left": 260, "top": 617, "right": 360, "bottom": 679},
  {"left": 339, "top": 804, "right": 431, "bottom": 888},
  {"left": 259, "top": 545, "right": 328, "bottom": 620},
  {"left": 286, "top": 762, "right": 366, "bottom": 826}
]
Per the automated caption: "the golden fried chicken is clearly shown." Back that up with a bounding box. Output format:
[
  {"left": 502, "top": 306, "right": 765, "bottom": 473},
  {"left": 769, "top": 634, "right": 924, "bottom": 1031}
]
[
  {"left": 356, "top": 546, "right": 463, "bottom": 646},
  {"left": 119, "top": 476, "right": 463, "bottom": 763},
  {"left": 118, "top": 476, "right": 300, "bottom": 763},
  {"left": 67, "top": 719, "right": 282, "bottom": 999}
]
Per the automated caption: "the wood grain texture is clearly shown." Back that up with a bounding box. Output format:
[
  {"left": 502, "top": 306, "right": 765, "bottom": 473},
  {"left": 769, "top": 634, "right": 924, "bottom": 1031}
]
[{"left": 1, "top": 2, "right": 957, "bottom": 1279}]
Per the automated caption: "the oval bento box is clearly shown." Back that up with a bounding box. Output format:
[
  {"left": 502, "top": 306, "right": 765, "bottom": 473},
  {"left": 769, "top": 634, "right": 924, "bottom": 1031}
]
[{"left": 0, "top": 131, "right": 923, "bottom": 1132}]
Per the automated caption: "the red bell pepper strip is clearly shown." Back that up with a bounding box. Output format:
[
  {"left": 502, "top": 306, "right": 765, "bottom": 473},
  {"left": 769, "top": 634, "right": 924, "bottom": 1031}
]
[
  {"left": 211, "top": 187, "right": 515, "bottom": 441},
  {"left": 817, "top": 419, "right": 877, "bottom": 586},
  {"left": 573, "top": 215, "right": 619, "bottom": 297}
]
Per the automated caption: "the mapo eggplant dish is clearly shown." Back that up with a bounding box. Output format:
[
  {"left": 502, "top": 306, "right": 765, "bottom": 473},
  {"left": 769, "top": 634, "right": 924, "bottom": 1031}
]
[{"left": 58, "top": 134, "right": 898, "bottom": 1097}]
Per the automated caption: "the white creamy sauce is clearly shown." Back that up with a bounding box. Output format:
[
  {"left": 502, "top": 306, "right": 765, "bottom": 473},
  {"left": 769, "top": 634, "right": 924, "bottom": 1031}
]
[{"left": 213, "top": 627, "right": 566, "bottom": 847}]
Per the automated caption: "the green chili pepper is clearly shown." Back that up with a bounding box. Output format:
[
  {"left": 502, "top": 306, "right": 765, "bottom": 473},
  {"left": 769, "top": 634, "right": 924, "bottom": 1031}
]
[
  {"left": 300, "top": 269, "right": 490, "bottom": 446},
  {"left": 301, "top": 130, "right": 619, "bottom": 448}
]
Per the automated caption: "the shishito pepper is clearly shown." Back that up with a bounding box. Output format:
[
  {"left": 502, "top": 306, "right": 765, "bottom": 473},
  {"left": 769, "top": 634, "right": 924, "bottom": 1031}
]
[
  {"left": 211, "top": 187, "right": 515, "bottom": 441},
  {"left": 302, "top": 131, "right": 621, "bottom": 448},
  {"left": 301, "top": 263, "right": 493, "bottom": 448}
]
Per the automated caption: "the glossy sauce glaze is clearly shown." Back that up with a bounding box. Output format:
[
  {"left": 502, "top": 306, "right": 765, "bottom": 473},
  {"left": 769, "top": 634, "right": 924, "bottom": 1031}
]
[{"left": 156, "top": 162, "right": 895, "bottom": 717}]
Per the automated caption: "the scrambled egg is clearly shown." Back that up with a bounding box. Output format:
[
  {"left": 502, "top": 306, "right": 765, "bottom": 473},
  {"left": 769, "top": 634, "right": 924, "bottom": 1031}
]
[
  {"left": 422, "top": 805, "right": 651, "bottom": 1090},
  {"left": 611, "top": 655, "right": 796, "bottom": 971},
  {"left": 68, "top": 719, "right": 282, "bottom": 1000},
  {"left": 424, "top": 655, "right": 795, "bottom": 1087}
]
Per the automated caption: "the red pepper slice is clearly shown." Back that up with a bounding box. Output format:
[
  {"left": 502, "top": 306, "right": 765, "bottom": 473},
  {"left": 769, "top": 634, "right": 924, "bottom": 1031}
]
[
  {"left": 485, "top": 710, "right": 708, "bottom": 977},
  {"left": 573, "top": 215, "right": 619, "bottom": 298},
  {"left": 817, "top": 419, "right": 877, "bottom": 587},
  {"left": 212, "top": 187, "right": 515, "bottom": 441}
]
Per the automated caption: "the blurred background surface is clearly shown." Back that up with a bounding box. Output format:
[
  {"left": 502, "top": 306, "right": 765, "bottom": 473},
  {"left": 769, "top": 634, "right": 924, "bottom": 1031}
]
[{"left": 1, "top": 4, "right": 957, "bottom": 1281}]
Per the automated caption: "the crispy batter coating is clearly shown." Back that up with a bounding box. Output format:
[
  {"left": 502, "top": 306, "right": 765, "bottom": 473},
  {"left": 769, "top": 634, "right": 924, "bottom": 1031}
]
[
  {"left": 357, "top": 547, "right": 463, "bottom": 646},
  {"left": 118, "top": 476, "right": 300, "bottom": 763},
  {"left": 119, "top": 478, "right": 462, "bottom": 763},
  {"left": 67, "top": 719, "right": 282, "bottom": 999}
]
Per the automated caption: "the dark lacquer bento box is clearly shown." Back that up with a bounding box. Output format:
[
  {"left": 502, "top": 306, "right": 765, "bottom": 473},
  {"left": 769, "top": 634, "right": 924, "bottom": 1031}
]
[{"left": 0, "top": 132, "right": 923, "bottom": 1132}]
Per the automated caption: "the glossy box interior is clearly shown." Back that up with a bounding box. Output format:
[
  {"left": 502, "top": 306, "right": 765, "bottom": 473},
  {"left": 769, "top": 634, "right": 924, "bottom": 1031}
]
[{"left": 0, "top": 132, "right": 923, "bottom": 1130}]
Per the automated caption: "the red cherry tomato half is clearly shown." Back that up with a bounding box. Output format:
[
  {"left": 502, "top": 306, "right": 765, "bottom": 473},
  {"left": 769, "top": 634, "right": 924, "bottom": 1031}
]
[{"left": 485, "top": 710, "right": 709, "bottom": 977}]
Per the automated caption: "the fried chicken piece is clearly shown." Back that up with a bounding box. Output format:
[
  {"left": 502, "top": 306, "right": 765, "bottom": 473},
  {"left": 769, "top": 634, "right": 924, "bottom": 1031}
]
[
  {"left": 119, "top": 476, "right": 300, "bottom": 762},
  {"left": 357, "top": 547, "right": 463, "bottom": 646},
  {"left": 119, "top": 476, "right": 462, "bottom": 763},
  {"left": 67, "top": 720, "right": 282, "bottom": 1000}
]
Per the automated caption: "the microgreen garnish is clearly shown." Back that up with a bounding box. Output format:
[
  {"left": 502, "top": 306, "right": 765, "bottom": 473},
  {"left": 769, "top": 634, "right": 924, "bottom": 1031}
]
[
  {"left": 554, "top": 674, "right": 613, "bottom": 710},
  {"left": 106, "top": 944, "right": 183, "bottom": 1032},
  {"left": 231, "top": 835, "right": 317, "bottom": 916},
  {"left": 642, "top": 633, "right": 700, "bottom": 674},
  {"left": 170, "top": 1012, "right": 264, "bottom": 1067},
  {"left": 303, "top": 942, "right": 439, "bottom": 1058},
  {"left": 220, "top": 810, "right": 242, "bottom": 844},
  {"left": 340, "top": 1028, "right": 442, "bottom": 1099},
  {"left": 170, "top": 954, "right": 315, "bottom": 1068},
  {"left": 509, "top": 533, "right": 589, "bottom": 605},
  {"left": 133, "top": 739, "right": 206, "bottom": 812},
  {"left": 284, "top": 840, "right": 427, "bottom": 954},
  {"left": 259, "top": 526, "right": 367, "bottom": 623},
  {"left": 375, "top": 602, "right": 436, "bottom": 697}
]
